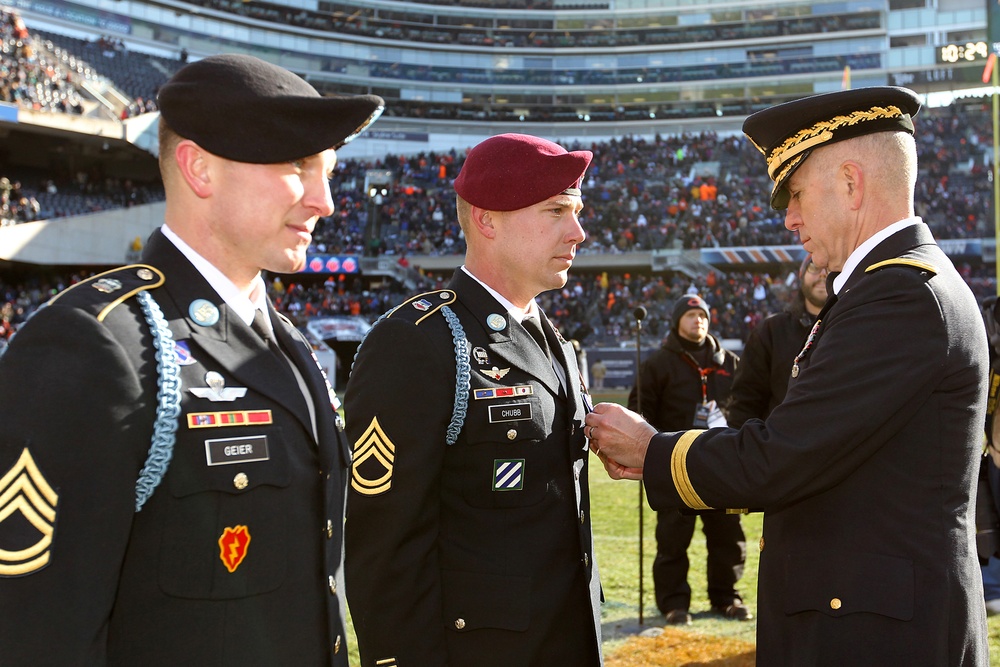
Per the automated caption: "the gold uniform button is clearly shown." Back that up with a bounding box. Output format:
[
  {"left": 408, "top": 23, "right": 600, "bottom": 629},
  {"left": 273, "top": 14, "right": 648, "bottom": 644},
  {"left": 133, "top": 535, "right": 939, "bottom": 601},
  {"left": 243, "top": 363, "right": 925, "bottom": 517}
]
[
  {"left": 507, "top": 429, "right": 517, "bottom": 440},
  {"left": 326, "top": 519, "right": 333, "bottom": 538},
  {"left": 455, "top": 618, "right": 466, "bottom": 630},
  {"left": 137, "top": 268, "right": 154, "bottom": 280},
  {"left": 583, "top": 553, "right": 590, "bottom": 567},
  {"left": 233, "top": 472, "right": 249, "bottom": 490},
  {"left": 759, "top": 537, "right": 765, "bottom": 552},
  {"left": 328, "top": 575, "right": 337, "bottom": 595},
  {"left": 579, "top": 511, "right": 585, "bottom": 524},
  {"left": 830, "top": 597, "right": 842, "bottom": 610},
  {"left": 334, "top": 635, "right": 341, "bottom": 654}
]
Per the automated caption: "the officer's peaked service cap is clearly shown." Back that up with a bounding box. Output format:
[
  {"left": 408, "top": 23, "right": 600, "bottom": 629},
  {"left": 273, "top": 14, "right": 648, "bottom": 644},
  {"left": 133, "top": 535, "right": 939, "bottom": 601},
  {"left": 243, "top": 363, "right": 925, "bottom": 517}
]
[
  {"left": 454, "top": 133, "right": 593, "bottom": 211},
  {"left": 158, "top": 53, "right": 384, "bottom": 164},
  {"left": 742, "top": 86, "right": 921, "bottom": 210}
]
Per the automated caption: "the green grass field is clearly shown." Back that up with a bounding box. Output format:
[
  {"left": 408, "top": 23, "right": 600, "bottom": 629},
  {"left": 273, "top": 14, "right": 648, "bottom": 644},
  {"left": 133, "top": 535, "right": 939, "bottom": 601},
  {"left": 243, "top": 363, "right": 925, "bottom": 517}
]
[{"left": 343, "top": 389, "right": 1000, "bottom": 665}]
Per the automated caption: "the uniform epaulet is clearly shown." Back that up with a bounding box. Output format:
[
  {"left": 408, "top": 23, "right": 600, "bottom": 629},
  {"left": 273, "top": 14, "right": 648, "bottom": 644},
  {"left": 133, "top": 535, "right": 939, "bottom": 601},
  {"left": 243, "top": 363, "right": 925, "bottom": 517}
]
[
  {"left": 49, "top": 264, "right": 165, "bottom": 322},
  {"left": 385, "top": 289, "right": 457, "bottom": 326},
  {"left": 864, "top": 258, "right": 937, "bottom": 276}
]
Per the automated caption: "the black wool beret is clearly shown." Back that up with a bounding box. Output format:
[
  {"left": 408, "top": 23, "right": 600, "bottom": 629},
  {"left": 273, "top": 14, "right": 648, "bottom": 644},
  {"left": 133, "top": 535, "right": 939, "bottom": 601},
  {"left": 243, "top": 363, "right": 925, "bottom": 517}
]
[
  {"left": 158, "top": 53, "right": 384, "bottom": 164},
  {"left": 743, "top": 86, "right": 921, "bottom": 210},
  {"left": 453, "top": 133, "right": 593, "bottom": 211}
]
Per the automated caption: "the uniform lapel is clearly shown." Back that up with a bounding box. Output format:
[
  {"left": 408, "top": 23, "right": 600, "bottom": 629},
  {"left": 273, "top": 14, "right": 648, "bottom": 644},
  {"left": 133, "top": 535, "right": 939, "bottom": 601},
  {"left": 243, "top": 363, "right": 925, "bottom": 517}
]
[
  {"left": 449, "top": 271, "right": 562, "bottom": 396},
  {"left": 142, "top": 230, "right": 315, "bottom": 437}
]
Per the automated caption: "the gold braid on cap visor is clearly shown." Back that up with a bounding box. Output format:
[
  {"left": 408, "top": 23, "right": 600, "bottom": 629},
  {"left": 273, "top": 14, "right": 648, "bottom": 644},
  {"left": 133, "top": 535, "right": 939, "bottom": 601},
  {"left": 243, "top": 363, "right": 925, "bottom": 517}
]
[{"left": 765, "top": 104, "right": 905, "bottom": 181}]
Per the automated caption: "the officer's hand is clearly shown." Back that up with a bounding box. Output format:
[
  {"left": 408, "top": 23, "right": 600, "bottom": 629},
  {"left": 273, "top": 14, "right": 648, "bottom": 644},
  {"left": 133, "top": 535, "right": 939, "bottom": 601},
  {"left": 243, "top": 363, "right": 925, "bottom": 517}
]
[{"left": 585, "top": 402, "right": 656, "bottom": 474}]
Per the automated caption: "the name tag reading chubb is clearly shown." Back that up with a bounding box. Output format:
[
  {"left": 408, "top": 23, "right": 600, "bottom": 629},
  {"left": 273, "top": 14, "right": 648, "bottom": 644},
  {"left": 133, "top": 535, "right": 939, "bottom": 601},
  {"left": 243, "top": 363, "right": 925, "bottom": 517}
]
[
  {"left": 205, "top": 435, "right": 270, "bottom": 466},
  {"left": 488, "top": 402, "right": 532, "bottom": 423}
]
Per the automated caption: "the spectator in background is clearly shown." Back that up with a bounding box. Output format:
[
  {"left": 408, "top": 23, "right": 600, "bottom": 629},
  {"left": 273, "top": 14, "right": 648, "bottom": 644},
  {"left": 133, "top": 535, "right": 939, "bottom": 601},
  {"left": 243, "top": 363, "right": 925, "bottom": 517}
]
[
  {"left": 726, "top": 254, "right": 827, "bottom": 427},
  {"left": 628, "top": 294, "right": 749, "bottom": 625}
]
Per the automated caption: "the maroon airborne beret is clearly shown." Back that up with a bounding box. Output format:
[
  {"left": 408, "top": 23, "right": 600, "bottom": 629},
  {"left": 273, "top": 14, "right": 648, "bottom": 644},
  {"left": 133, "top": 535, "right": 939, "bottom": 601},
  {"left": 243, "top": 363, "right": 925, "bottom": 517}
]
[
  {"left": 158, "top": 53, "right": 384, "bottom": 164},
  {"left": 453, "top": 133, "right": 593, "bottom": 211},
  {"left": 742, "top": 86, "right": 921, "bottom": 210}
]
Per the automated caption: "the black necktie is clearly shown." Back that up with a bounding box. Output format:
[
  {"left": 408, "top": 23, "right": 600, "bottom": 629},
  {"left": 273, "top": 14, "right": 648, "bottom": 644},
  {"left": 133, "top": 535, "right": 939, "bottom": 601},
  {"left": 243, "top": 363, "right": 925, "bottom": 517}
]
[
  {"left": 522, "top": 316, "right": 550, "bottom": 359},
  {"left": 252, "top": 308, "right": 292, "bottom": 370}
]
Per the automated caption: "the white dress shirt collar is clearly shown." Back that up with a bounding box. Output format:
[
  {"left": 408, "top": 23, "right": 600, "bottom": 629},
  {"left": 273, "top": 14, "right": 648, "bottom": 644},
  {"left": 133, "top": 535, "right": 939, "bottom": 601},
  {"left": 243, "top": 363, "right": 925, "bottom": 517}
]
[{"left": 832, "top": 217, "right": 922, "bottom": 295}]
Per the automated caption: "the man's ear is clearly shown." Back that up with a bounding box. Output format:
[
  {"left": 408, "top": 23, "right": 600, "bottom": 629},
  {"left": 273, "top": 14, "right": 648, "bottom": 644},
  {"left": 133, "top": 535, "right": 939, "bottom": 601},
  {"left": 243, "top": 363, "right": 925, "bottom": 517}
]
[
  {"left": 842, "top": 160, "right": 863, "bottom": 209},
  {"left": 470, "top": 206, "right": 497, "bottom": 240},
  {"left": 174, "top": 140, "right": 213, "bottom": 199}
]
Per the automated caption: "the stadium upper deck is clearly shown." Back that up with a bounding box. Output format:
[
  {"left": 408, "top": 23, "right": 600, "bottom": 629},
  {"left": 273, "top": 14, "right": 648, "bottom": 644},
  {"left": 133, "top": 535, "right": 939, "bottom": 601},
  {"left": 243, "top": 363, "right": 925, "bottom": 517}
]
[{"left": 11, "top": 0, "right": 988, "bottom": 131}]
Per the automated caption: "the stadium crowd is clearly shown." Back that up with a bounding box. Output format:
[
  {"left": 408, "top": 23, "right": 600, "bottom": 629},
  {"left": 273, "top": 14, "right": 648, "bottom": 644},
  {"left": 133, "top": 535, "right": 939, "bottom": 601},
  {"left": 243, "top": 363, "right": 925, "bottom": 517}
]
[{"left": 0, "top": 4, "right": 996, "bottom": 351}]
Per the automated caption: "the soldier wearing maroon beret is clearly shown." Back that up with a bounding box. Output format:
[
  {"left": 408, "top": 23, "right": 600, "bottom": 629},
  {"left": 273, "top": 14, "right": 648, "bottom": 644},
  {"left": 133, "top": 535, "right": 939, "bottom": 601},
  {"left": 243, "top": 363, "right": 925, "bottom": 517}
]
[
  {"left": 0, "top": 53, "right": 382, "bottom": 665},
  {"left": 345, "top": 133, "right": 603, "bottom": 666},
  {"left": 586, "top": 86, "right": 989, "bottom": 665}
]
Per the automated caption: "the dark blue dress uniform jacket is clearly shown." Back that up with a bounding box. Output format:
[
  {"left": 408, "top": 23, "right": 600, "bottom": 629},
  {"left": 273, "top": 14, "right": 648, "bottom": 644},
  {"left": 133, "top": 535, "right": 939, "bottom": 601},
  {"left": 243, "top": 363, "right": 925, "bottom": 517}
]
[
  {"left": 345, "top": 269, "right": 602, "bottom": 666},
  {"left": 643, "top": 223, "right": 989, "bottom": 666},
  {"left": 0, "top": 229, "right": 351, "bottom": 666}
]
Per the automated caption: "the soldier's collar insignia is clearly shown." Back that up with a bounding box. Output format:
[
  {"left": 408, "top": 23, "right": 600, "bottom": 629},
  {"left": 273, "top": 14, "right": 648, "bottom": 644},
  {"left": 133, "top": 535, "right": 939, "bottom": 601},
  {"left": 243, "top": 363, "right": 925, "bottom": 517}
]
[
  {"left": 190, "top": 371, "right": 248, "bottom": 402},
  {"left": 174, "top": 340, "right": 198, "bottom": 366},
  {"left": 480, "top": 366, "right": 510, "bottom": 380},
  {"left": 218, "top": 525, "right": 251, "bottom": 572},
  {"left": 487, "top": 313, "right": 507, "bottom": 331},
  {"left": 189, "top": 299, "right": 220, "bottom": 327},
  {"left": 0, "top": 448, "right": 58, "bottom": 576}
]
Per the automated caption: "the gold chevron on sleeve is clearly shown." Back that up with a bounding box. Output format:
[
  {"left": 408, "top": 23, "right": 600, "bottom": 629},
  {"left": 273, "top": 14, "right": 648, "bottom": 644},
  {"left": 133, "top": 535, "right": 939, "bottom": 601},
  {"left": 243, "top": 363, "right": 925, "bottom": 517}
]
[
  {"left": 351, "top": 416, "right": 396, "bottom": 496},
  {"left": 670, "top": 430, "right": 712, "bottom": 510},
  {"left": 0, "top": 448, "right": 59, "bottom": 576}
]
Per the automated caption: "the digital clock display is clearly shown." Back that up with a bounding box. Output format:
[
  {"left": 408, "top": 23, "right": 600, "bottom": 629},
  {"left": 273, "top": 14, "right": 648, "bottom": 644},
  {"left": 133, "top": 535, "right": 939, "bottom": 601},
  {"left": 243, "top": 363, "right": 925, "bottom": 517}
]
[{"left": 939, "top": 41, "right": 990, "bottom": 64}]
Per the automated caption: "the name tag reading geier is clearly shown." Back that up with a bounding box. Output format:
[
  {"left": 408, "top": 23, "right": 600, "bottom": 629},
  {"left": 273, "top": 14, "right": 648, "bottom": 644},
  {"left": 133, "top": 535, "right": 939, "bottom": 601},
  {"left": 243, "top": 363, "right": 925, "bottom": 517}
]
[
  {"left": 205, "top": 435, "right": 270, "bottom": 466},
  {"left": 488, "top": 402, "right": 532, "bottom": 423}
]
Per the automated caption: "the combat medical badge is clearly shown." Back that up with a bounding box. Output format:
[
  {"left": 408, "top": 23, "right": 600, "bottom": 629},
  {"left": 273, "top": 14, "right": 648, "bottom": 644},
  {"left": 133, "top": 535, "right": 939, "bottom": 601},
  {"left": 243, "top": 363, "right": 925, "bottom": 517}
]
[
  {"left": 0, "top": 449, "right": 58, "bottom": 576},
  {"left": 351, "top": 416, "right": 395, "bottom": 496}
]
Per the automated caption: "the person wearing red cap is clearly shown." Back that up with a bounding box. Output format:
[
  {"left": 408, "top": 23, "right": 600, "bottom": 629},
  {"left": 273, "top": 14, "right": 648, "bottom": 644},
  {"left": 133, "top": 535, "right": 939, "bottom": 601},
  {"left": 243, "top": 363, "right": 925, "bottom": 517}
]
[
  {"left": 0, "top": 54, "right": 382, "bottom": 665},
  {"left": 585, "top": 87, "right": 989, "bottom": 665},
  {"left": 345, "top": 133, "right": 602, "bottom": 666},
  {"left": 628, "top": 294, "right": 747, "bottom": 626}
]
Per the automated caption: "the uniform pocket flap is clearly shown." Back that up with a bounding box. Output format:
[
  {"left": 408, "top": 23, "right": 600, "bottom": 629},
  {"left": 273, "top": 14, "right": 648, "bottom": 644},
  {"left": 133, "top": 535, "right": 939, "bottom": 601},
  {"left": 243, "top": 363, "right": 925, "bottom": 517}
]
[
  {"left": 442, "top": 569, "right": 531, "bottom": 632},
  {"left": 783, "top": 550, "right": 914, "bottom": 620}
]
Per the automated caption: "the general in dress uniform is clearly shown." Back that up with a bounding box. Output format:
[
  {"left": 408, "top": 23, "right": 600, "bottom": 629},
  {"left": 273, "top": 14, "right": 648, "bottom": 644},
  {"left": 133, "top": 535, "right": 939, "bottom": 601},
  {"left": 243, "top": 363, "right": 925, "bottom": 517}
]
[
  {"left": 587, "top": 87, "right": 989, "bottom": 666},
  {"left": 0, "top": 54, "right": 382, "bottom": 665},
  {"left": 345, "top": 134, "right": 603, "bottom": 666}
]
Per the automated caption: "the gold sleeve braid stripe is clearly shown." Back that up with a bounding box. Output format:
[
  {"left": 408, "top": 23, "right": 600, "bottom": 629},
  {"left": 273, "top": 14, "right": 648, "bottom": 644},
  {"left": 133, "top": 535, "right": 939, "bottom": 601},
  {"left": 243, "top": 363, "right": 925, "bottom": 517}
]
[
  {"left": 864, "top": 258, "right": 938, "bottom": 275},
  {"left": 765, "top": 105, "right": 904, "bottom": 180},
  {"left": 670, "top": 429, "right": 712, "bottom": 510}
]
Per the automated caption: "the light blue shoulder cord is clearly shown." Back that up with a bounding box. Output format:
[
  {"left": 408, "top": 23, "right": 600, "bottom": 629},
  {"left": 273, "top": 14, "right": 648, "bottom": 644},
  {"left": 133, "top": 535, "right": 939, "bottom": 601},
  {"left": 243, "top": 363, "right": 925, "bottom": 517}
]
[
  {"left": 134, "top": 290, "right": 182, "bottom": 511},
  {"left": 353, "top": 305, "right": 470, "bottom": 445}
]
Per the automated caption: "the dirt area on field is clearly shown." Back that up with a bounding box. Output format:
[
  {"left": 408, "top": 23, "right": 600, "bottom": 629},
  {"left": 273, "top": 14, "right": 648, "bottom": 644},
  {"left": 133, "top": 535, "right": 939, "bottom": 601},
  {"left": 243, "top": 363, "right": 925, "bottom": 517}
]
[{"left": 605, "top": 626, "right": 756, "bottom": 667}]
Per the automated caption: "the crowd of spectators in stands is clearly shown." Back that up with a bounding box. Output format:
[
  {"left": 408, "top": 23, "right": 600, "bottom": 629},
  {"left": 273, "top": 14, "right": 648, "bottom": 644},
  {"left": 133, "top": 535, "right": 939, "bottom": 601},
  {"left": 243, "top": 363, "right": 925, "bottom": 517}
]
[
  {"left": 0, "top": 5, "right": 997, "bottom": 352},
  {"left": 0, "top": 9, "right": 85, "bottom": 115}
]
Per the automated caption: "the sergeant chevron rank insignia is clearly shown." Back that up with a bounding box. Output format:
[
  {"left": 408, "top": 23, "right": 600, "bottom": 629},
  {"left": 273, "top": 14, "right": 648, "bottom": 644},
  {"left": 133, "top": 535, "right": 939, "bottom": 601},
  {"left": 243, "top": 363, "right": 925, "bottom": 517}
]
[
  {"left": 0, "top": 448, "right": 58, "bottom": 577},
  {"left": 351, "top": 416, "right": 395, "bottom": 496}
]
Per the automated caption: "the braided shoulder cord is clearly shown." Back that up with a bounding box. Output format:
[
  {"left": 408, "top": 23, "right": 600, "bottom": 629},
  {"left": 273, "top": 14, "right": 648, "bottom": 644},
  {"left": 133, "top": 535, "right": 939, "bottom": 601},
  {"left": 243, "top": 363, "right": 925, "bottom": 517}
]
[
  {"left": 352, "top": 306, "right": 470, "bottom": 446},
  {"left": 441, "top": 306, "right": 470, "bottom": 446},
  {"left": 134, "top": 290, "right": 182, "bottom": 512}
]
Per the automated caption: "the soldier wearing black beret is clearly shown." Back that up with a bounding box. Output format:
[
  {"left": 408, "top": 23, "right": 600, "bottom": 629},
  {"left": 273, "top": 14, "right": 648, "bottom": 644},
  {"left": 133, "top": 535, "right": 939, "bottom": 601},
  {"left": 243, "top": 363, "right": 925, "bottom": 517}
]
[
  {"left": 345, "top": 133, "right": 603, "bottom": 666},
  {"left": 0, "top": 53, "right": 382, "bottom": 665},
  {"left": 586, "top": 87, "right": 989, "bottom": 665}
]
